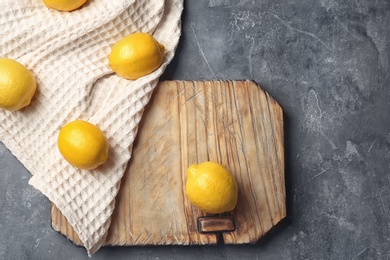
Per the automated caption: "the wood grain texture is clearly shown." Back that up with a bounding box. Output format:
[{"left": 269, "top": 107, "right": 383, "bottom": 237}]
[{"left": 51, "top": 80, "right": 285, "bottom": 247}]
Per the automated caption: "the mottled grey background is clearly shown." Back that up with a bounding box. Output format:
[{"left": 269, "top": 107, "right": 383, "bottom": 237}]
[{"left": 1, "top": 0, "right": 390, "bottom": 259}]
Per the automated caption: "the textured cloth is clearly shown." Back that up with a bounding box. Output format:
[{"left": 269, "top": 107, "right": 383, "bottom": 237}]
[{"left": 0, "top": 0, "right": 182, "bottom": 255}]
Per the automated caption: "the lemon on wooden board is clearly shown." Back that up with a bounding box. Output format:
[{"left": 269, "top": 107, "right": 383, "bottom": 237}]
[
  {"left": 108, "top": 32, "right": 165, "bottom": 80},
  {"left": 186, "top": 161, "right": 238, "bottom": 214},
  {"left": 0, "top": 58, "right": 37, "bottom": 111},
  {"left": 58, "top": 120, "right": 109, "bottom": 170},
  {"left": 42, "top": 0, "right": 87, "bottom": 12}
]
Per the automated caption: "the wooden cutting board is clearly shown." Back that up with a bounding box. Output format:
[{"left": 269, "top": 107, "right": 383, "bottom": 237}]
[{"left": 51, "top": 80, "right": 285, "bottom": 246}]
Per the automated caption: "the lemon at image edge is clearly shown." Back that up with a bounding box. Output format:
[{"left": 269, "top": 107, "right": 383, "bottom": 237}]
[
  {"left": 42, "top": 0, "right": 88, "bottom": 11},
  {"left": 0, "top": 58, "right": 37, "bottom": 111},
  {"left": 108, "top": 32, "right": 165, "bottom": 80},
  {"left": 186, "top": 161, "right": 238, "bottom": 214},
  {"left": 57, "top": 120, "right": 109, "bottom": 170}
]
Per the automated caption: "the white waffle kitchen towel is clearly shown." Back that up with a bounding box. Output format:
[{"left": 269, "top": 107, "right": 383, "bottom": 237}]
[{"left": 0, "top": 0, "right": 182, "bottom": 255}]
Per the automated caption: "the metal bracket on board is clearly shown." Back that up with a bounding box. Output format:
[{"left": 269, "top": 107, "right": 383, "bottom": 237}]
[{"left": 197, "top": 215, "right": 235, "bottom": 233}]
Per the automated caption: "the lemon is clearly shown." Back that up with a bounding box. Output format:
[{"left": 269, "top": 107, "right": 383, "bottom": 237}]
[
  {"left": 58, "top": 120, "right": 109, "bottom": 170},
  {"left": 186, "top": 161, "right": 238, "bottom": 214},
  {"left": 42, "top": 0, "right": 87, "bottom": 11},
  {"left": 108, "top": 32, "right": 165, "bottom": 80},
  {"left": 0, "top": 58, "right": 37, "bottom": 111}
]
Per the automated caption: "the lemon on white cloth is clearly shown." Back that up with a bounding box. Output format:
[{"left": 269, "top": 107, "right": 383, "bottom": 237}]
[
  {"left": 109, "top": 32, "right": 165, "bottom": 80},
  {"left": 58, "top": 120, "right": 109, "bottom": 170},
  {"left": 42, "top": 0, "right": 88, "bottom": 11},
  {"left": 0, "top": 58, "right": 36, "bottom": 111}
]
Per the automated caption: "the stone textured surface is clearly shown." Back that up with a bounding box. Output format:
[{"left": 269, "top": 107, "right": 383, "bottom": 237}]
[{"left": 1, "top": 0, "right": 390, "bottom": 259}]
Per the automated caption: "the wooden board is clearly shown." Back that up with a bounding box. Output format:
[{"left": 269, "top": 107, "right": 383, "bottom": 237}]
[{"left": 51, "top": 80, "right": 285, "bottom": 246}]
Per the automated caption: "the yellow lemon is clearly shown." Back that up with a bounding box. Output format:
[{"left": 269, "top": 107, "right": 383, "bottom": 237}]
[
  {"left": 58, "top": 120, "right": 109, "bottom": 170},
  {"left": 186, "top": 161, "right": 238, "bottom": 214},
  {"left": 42, "top": 0, "right": 87, "bottom": 11},
  {"left": 108, "top": 32, "right": 165, "bottom": 80},
  {"left": 0, "top": 58, "right": 37, "bottom": 111}
]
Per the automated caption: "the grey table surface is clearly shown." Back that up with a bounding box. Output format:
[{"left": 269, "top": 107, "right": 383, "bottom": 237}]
[{"left": 1, "top": 0, "right": 390, "bottom": 259}]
